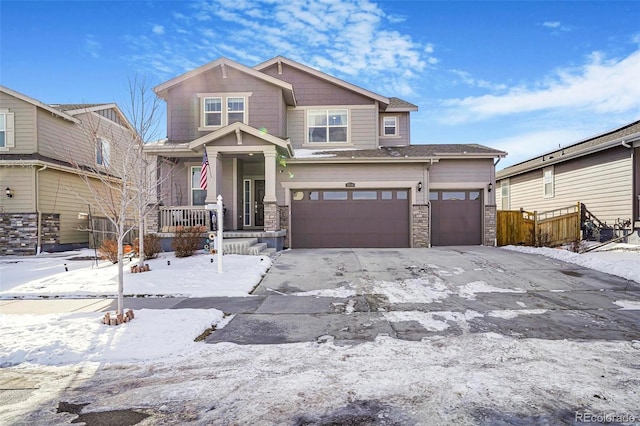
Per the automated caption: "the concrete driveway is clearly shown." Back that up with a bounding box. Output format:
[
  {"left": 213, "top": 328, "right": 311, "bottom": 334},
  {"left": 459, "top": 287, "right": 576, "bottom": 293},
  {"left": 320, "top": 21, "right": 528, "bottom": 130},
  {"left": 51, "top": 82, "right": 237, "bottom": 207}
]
[{"left": 207, "top": 247, "right": 640, "bottom": 345}]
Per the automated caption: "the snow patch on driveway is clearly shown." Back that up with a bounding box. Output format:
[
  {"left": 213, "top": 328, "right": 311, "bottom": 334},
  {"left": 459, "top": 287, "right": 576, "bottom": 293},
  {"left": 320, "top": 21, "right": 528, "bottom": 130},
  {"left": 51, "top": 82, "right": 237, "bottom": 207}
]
[
  {"left": 488, "top": 309, "right": 548, "bottom": 319},
  {"left": 458, "top": 281, "right": 525, "bottom": 300},
  {"left": 369, "top": 277, "right": 451, "bottom": 303},
  {"left": 613, "top": 300, "right": 640, "bottom": 310}
]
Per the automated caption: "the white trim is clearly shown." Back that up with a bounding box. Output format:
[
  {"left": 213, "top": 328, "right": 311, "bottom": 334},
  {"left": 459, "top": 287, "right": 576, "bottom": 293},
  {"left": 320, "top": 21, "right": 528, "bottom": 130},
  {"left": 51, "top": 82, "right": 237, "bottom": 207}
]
[
  {"left": 197, "top": 93, "right": 252, "bottom": 130},
  {"left": 0, "top": 85, "right": 80, "bottom": 123},
  {"left": 543, "top": 166, "right": 554, "bottom": 198},
  {"left": 281, "top": 180, "right": 419, "bottom": 206},
  {"left": 305, "top": 108, "right": 350, "bottom": 145},
  {"left": 243, "top": 179, "right": 252, "bottom": 227},
  {"left": 154, "top": 58, "right": 295, "bottom": 105},
  {"left": 381, "top": 115, "right": 398, "bottom": 138}
]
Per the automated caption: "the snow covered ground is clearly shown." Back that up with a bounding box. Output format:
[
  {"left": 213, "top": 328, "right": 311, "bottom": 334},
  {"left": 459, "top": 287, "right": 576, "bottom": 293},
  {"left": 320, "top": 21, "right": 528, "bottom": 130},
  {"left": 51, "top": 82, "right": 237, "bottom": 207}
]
[{"left": 0, "top": 245, "right": 639, "bottom": 424}]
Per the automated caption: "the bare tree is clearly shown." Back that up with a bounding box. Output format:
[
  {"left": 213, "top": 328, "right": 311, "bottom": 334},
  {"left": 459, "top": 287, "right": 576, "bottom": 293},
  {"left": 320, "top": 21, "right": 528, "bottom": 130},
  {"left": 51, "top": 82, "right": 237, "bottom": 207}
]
[
  {"left": 124, "top": 76, "right": 162, "bottom": 271},
  {"left": 68, "top": 114, "right": 142, "bottom": 316}
]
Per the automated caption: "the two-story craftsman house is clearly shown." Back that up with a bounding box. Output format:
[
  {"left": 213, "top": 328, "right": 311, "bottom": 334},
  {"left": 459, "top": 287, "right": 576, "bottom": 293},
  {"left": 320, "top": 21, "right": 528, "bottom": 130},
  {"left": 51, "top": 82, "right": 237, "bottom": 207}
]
[
  {"left": 0, "top": 85, "right": 135, "bottom": 254},
  {"left": 144, "top": 56, "right": 506, "bottom": 251}
]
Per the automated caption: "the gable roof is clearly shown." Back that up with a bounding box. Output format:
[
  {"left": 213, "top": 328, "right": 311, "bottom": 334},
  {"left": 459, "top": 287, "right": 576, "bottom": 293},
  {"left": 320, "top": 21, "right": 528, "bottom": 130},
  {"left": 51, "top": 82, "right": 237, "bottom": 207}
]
[
  {"left": 254, "top": 56, "right": 390, "bottom": 106},
  {"left": 386, "top": 97, "right": 418, "bottom": 112},
  {"left": 497, "top": 119, "right": 640, "bottom": 179},
  {"left": 0, "top": 85, "right": 80, "bottom": 123},
  {"left": 49, "top": 103, "right": 134, "bottom": 131},
  {"left": 188, "top": 122, "right": 293, "bottom": 156},
  {"left": 153, "top": 57, "right": 296, "bottom": 105}
]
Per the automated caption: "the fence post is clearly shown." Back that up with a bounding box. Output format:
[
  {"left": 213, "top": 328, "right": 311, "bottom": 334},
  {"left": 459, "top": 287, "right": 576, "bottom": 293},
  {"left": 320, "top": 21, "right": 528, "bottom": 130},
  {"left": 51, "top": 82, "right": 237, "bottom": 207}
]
[
  {"left": 576, "top": 201, "right": 581, "bottom": 241},
  {"left": 534, "top": 210, "right": 538, "bottom": 246}
]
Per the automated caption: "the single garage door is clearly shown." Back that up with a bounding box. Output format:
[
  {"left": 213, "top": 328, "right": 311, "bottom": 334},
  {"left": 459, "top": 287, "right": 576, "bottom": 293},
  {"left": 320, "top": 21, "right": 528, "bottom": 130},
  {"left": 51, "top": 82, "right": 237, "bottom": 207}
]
[
  {"left": 291, "top": 189, "right": 410, "bottom": 248},
  {"left": 430, "top": 190, "right": 482, "bottom": 246}
]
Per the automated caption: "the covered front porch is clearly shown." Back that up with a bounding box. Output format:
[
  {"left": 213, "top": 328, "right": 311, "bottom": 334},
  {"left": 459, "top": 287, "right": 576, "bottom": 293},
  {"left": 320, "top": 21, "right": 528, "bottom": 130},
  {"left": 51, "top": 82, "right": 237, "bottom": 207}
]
[{"left": 144, "top": 122, "right": 292, "bottom": 253}]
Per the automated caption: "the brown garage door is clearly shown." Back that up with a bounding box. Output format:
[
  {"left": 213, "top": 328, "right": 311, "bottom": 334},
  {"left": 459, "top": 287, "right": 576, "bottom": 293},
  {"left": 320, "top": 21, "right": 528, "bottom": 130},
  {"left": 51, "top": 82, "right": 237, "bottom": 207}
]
[
  {"left": 430, "top": 190, "right": 482, "bottom": 246},
  {"left": 291, "top": 189, "right": 410, "bottom": 248}
]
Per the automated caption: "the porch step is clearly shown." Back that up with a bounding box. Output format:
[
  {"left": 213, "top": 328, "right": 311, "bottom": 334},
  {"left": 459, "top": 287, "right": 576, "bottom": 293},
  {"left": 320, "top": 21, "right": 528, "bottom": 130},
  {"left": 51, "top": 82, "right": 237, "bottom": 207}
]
[
  {"left": 222, "top": 238, "right": 258, "bottom": 255},
  {"left": 247, "top": 242, "right": 268, "bottom": 256}
]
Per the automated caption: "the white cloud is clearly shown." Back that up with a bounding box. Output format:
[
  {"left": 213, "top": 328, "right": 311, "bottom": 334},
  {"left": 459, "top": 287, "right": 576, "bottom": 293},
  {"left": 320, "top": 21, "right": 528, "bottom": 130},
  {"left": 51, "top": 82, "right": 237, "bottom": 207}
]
[
  {"left": 83, "top": 35, "right": 101, "bottom": 58},
  {"left": 439, "top": 49, "right": 640, "bottom": 124},
  {"left": 152, "top": 25, "right": 165, "bottom": 35},
  {"left": 542, "top": 21, "right": 561, "bottom": 29},
  {"left": 126, "top": 0, "right": 432, "bottom": 96}
]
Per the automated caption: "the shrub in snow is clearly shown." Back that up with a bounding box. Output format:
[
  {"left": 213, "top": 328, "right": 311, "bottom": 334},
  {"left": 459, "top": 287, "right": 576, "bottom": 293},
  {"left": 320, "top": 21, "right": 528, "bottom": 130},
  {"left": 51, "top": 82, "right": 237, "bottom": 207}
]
[
  {"left": 98, "top": 239, "right": 119, "bottom": 264},
  {"left": 133, "top": 234, "right": 162, "bottom": 259},
  {"left": 172, "top": 226, "right": 204, "bottom": 257}
]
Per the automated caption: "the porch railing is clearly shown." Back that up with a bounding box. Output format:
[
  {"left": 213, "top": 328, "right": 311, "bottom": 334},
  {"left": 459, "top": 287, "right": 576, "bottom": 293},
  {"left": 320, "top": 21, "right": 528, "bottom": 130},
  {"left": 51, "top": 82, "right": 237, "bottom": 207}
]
[{"left": 159, "top": 206, "right": 210, "bottom": 232}]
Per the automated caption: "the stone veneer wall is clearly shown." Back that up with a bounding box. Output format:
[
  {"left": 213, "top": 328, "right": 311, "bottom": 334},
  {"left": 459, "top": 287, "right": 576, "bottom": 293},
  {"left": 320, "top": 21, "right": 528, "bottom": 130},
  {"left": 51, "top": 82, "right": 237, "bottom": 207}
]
[
  {"left": 484, "top": 205, "right": 497, "bottom": 246},
  {"left": 263, "top": 202, "right": 280, "bottom": 232},
  {"left": 278, "top": 205, "right": 290, "bottom": 248},
  {"left": 412, "top": 204, "right": 430, "bottom": 248},
  {"left": 0, "top": 213, "right": 60, "bottom": 255}
]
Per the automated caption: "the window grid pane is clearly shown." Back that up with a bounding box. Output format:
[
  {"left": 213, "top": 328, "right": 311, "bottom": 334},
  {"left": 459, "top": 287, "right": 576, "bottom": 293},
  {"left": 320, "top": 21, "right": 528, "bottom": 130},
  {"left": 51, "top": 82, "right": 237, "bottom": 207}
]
[{"left": 308, "top": 110, "right": 347, "bottom": 143}]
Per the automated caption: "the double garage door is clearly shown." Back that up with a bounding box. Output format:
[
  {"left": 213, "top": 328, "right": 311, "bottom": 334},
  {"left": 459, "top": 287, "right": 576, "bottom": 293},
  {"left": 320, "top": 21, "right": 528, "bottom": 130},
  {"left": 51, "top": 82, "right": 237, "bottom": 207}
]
[
  {"left": 290, "top": 188, "right": 483, "bottom": 248},
  {"left": 290, "top": 189, "right": 410, "bottom": 248}
]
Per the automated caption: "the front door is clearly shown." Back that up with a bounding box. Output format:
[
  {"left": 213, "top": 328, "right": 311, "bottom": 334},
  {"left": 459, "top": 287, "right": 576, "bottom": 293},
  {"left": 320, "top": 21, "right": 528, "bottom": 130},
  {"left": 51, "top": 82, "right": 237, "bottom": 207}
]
[{"left": 255, "top": 180, "right": 265, "bottom": 227}]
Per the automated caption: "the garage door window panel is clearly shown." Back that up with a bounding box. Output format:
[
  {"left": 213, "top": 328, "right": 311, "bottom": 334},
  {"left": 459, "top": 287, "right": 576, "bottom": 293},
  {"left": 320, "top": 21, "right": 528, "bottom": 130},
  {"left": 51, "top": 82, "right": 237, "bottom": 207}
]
[
  {"left": 353, "top": 191, "right": 378, "bottom": 200},
  {"left": 442, "top": 191, "right": 466, "bottom": 200},
  {"left": 396, "top": 190, "right": 408, "bottom": 200},
  {"left": 323, "top": 191, "right": 348, "bottom": 200}
]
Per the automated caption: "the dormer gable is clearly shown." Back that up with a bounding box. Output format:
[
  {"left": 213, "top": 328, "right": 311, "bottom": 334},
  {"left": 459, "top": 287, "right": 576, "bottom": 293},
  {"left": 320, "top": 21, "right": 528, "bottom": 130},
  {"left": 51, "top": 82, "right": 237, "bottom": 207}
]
[
  {"left": 255, "top": 56, "right": 389, "bottom": 108},
  {"left": 153, "top": 57, "right": 296, "bottom": 106}
]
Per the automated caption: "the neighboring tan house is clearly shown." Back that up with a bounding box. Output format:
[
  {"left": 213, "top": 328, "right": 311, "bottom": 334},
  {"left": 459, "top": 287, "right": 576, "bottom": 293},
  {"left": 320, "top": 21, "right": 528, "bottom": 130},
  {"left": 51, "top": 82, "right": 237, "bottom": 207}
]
[
  {"left": 496, "top": 119, "right": 640, "bottom": 240},
  {"left": 0, "top": 85, "right": 136, "bottom": 254},
  {"left": 144, "top": 56, "right": 506, "bottom": 251}
]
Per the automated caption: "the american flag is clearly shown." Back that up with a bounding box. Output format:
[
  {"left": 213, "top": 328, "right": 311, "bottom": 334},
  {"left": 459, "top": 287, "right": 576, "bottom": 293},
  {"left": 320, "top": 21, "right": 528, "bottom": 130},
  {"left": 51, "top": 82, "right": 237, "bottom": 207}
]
[{"left": 200, "top": 151, "right": 209, "bottom": 190}]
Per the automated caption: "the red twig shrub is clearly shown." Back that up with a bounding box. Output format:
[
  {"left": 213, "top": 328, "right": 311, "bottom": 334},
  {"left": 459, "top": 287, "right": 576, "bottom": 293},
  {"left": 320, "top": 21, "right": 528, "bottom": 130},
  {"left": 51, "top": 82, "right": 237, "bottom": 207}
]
[
  {"left": 172, "top": 226, "right": 204, "bottom": 257},
  {"left": 98, "top": 239, "right": 119, "bottom": 264}
]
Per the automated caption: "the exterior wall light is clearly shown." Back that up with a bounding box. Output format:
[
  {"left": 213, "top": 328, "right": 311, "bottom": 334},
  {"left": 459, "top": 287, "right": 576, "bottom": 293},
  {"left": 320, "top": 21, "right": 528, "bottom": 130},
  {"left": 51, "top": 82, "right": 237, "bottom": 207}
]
[
  {"left": 5, "top": 187, "right": 13, "bottom": 198},
  {"left": 488, "top": 183, "right": 493, "bottom": 192},
  {"left": 417, "top": 181, "right": 423, "bottom": 192}
]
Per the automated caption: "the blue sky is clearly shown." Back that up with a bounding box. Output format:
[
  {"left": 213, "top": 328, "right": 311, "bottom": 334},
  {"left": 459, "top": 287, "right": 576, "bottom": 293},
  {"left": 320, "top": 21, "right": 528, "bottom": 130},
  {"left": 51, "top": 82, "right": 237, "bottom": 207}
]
[{"left": 2, "top": 0, "right": 639, "bottom": 169}]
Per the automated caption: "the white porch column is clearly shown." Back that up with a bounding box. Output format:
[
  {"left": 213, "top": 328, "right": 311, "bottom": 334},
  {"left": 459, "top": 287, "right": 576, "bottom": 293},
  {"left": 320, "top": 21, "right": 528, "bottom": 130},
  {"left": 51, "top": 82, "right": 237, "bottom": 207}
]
[
  {"left": 263, "top": 150, "right": 278, "bottom": 203},
  {"left": 205, "top": 147, "right": 222, "bottom": 203}
]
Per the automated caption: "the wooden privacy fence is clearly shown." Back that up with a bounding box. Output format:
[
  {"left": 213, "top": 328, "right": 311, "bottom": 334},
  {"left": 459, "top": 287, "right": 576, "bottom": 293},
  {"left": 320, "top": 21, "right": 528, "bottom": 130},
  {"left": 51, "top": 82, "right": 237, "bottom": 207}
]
[{"left": 497, "top": 203, "right": 581, "bottom": 247}]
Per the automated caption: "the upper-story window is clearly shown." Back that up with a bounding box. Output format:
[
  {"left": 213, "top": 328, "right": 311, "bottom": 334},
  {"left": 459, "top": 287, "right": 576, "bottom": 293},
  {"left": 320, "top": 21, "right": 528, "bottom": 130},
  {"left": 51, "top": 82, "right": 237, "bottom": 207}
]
[
  {"left": 543, "top": 166, "right": 554, "bottom": 198},
  {"left": 199, "top": 93, "right": 251, "bottom": 130},
  {"left": 96, "top": 137, "right": 110, "bottom": 167},
  {"left": 382, "top": 116, "right": 398, "bottom": 137},
  {"left": 307, "top": 109, "right": 348, "bottom": 143},
  {"left": 500, "top": 179, "right": 510, "bottom": 210},
  {"left": 0, "top": 109, "right": 14, "bottom": 149},
  {"left": 0, "top": 113, "right": 6, "bottom": 148},
  {"left": 204, "top": 98, "right": 222, "bottom": 126}
]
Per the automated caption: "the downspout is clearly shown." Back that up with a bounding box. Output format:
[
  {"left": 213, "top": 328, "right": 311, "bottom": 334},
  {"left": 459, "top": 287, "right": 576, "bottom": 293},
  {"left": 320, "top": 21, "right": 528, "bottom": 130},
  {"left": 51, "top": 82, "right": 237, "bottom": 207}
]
[
  {"left": 621, "top": 140, "right": 631, "bottom": 148},
  {"left": 35, "top": 165, "right": 48, "bottom": 254}
]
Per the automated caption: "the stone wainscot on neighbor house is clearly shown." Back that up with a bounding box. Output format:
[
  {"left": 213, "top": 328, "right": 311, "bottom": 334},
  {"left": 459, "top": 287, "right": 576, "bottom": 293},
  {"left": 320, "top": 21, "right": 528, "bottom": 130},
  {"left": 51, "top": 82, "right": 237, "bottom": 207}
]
[
  {"left": 0, "top": 85, "right": 136, "bottom": 255},
  {"left": 143, "top": 56, "right": 506, "bottom": 252},
  {"left": 496, "top": 119, "right": 640, "bottom": 243}
]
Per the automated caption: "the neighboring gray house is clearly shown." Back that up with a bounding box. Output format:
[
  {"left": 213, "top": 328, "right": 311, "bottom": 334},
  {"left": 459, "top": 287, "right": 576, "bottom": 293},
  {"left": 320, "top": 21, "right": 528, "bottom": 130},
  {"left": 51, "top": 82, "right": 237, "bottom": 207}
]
[
  {"left": 496, "top": 119, "right": 640, "bottom": 239},
  {"left": 144, "top": 56, "right": 506, "bottom": 250},
  {"left": 0, "top": 85, "right": 135, "bottom": 254}
]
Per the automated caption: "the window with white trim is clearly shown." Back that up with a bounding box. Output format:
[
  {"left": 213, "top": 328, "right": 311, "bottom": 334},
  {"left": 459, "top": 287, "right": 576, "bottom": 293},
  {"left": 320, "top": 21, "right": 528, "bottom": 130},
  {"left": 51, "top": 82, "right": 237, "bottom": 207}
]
[
  {"left": 204, "top": 98, "right": 222, "bottom": 126},
  {"left": 500, "top": 179, "right": 510, "bottom": 210},
  {"left": 0, "top": 113, "right": 5, "bottom": 148},
  {"left": 382, "top": 116, "right": 398, "bottom": 136},
  {"left": 543, "top": 167, "right": 554, "bottom": 198},
  {"left": 307, "top": 109, "right": 348, "bottom": 143},
  {"left": 199, "top": 93, "right": 250, "bottom": 129},
  {"left": 96, "top": 137, "right": 110, "bottom": 167},
  {"left": 191, "top": 166, "right": 206, "bottom": 205},
  {"left": 0, "top": 109, "right": 15, "bottom": 149}
]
